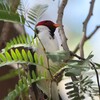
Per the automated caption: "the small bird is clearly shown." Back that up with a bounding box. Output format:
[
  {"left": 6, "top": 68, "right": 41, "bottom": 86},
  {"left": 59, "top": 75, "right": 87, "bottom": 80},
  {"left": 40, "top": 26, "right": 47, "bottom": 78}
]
[
  {"left": 35, "top": 20, "right": 60, "bottom": 52},
  {"left": 29, "top": 20, "right": 61, "bottom": 100}
]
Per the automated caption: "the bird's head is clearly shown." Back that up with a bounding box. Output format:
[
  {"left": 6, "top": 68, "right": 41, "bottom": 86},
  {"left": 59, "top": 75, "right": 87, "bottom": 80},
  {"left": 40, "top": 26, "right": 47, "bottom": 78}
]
[{"left": 35, "top": 20, "right": 60, "bottom": 38}]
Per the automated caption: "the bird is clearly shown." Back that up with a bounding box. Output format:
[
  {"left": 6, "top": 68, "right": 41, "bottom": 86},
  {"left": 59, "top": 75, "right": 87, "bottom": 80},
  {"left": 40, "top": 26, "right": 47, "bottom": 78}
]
[
  {"left": 35, "top": 20, "right": 60, "bottom": 52},
  {"left": 29, "top": 20, "right": 61, "bottom": 100}
]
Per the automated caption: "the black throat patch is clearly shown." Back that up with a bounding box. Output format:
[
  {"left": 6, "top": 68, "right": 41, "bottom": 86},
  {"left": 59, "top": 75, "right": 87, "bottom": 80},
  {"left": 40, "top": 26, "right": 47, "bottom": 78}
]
[
  {"left": 49, "top": 27, "right": 56, "bottom": 39},
  {"left": 49, "top": 31, "right": 55, "bottom": 39}
]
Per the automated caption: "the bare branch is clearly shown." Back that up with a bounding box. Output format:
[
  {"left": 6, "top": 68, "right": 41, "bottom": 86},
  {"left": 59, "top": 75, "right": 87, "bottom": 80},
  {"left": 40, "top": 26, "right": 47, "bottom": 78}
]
[
  {"left": 79, "top": 0, "right": 95, "bottom": 57},
  {"left": 73, "top": 25, "right": 100, "bottom": 54},
  {"left": 87, "top": 25, "right": 100, "bottom": 39},
  {"left": 56, "top": 0, "right": 69, "bottom": 51},
  {"left": 83, "top": 0, "right": 95, "bottom": 34}
]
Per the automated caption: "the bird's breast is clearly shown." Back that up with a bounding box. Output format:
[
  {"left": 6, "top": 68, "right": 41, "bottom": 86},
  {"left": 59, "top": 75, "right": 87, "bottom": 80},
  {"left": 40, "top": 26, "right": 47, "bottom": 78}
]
[{"left": 38, "top": 31, "right": 59, "bottom": 52}]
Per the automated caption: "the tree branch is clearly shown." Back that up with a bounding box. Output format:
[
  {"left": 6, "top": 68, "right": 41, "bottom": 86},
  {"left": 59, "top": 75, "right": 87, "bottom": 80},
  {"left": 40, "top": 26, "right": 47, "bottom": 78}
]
[
  {"left": 79, "top": 0, "right": 95, "bottom": 57},
  {"left": 56, "top": 0, "right": 69, "bottom": 51},
  {"left": 87, "top": 25, "right": 100, "bottom": 39},
  {"left": 73, "top": 25, "right": 100, "bottom": 54}
]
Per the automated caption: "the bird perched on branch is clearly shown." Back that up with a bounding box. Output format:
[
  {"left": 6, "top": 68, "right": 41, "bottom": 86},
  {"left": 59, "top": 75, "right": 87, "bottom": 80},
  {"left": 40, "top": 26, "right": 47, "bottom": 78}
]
[{"left": 29, "top": 20, "right": 62, "bottom": 100}]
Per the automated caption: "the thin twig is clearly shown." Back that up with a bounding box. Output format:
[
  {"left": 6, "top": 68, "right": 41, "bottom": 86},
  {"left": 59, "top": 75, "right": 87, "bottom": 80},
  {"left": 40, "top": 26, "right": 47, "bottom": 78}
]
[
  {"left": 53, "top": 67, "right": 66, "bottom": 81},
  {"left": 73, "top": 25, "right": 100, "bottom": 54},
  {"left": 87, "top": 25, "right": 100, "bottom": 39},
  {"left": 79, "top": 0, "right": 95, "bottom": 57},
  {"left": 56, "top": 0, "right": 69, "bottom": 51},
  {"left": 83, "top": 0, "right": 95, "bottom": 34}
]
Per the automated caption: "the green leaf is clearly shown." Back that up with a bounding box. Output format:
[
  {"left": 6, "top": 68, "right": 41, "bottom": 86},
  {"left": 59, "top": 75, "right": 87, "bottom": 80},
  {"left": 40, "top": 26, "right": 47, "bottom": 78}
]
[
  {"left": 15, "top": 49, "right": 23, "bottom": 61},
  {"left": 1, "top": 34, "right": 34, "bottom": 53},
  {"left": 27, "top": 4, "right": 48, "bottom": 25},
  {"left": 10, "top": 39, "right": 14, "bottom": 45},
  {"left": 32, "top": 71, "right": 36, "bottom": 80},
  {"left": 50, "top": 66, "right": 60, "bottom": 74},
  {"left": 16, "top": 36, "right": 21, "bottom": 44},
  {"left": 11, "top": 49, "right": 17, "bottom": 60},
  {"left": 13, "top": 38, "right": 17, "bottom": 44},
  {"left": 22, "top": 49, "right": 28, "bottom": 61},
  {"left": 18, "top": 80, "right": 23, "bottom": 88},
  {"left": 4, "top": 75, "right": 45, "bottom": 100},
  {"left": 46, "top": 50, "right": 70, "bottom": 62},
  {"left": 95, "top": 63, "right": 100, "bottom": 68},
  {"left": 39, "top": 55, "right": 44, "bottom": 66},
  {"left": 5, "top": 51, "right": 12, "bottom": 61},
  {"left": 27, "top": 34, "right": 31, "bottom": 44},
  {"left": 22, "top": 77, "right": 27, "bottom": 86},
  {"left": 6, "top": 42, "right": 11, "bottom": 47},
  {"left": 0, "top": 11, "right": 25, "bottom": 24},
  {"left": 27, "top": 73, "right": 32, "bottom": 83},
  {"left": 21, "top": 34, "right": 27, "bottom": 43},
  {"left": 34, "top": 52, "right": 38, "bottom": 64},
  {"left": 87, "top": 54, "right": 94, "bottom": 60},
  {"left": 0, "top": 2, "right": 9, "bottom": 10},
  {"left": 0, "top": 1, "right": 24, "bottom": 24},
  {"left": 15, "top": 85, "right": 20, "bottom": 93},
  {"left": 19, "top": 35, "right": 24, "bottom": 43},
  {"left": 66, "top": 64, "right": 89, "bottom": 76},
  {"left": 27, "top": 50, "right": 33, "bottom": 62},
  {"left": 0, "top": 53, "right": 6, "bottom": 61},
  {"left": 13, "top": 90, "right": 17, "bottom": 97}
]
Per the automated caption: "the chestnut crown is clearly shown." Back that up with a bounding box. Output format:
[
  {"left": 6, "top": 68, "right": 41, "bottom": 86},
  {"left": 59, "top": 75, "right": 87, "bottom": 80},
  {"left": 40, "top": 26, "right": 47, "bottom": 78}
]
[{"left": 36, "top": 20, "right": 60, "bottom": 35}]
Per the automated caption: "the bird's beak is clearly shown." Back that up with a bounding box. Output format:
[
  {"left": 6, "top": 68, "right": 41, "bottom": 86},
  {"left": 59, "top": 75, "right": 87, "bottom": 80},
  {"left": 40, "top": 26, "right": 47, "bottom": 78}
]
[{"left": 53, "top": 23, "right": 60, "bottom": 28}]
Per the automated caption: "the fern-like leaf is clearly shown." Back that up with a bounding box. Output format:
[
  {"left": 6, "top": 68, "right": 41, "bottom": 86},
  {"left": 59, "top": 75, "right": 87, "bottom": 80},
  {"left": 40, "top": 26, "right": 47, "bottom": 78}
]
[
  {"left": 22, "top": 49, "right": 28, "bottom": 61},
  {"left": 0, "top": 1, "right": 25, "bottom": 24},
  {"left": 15, "top": 49, "right": 23, "bottom": 61},
  {"left": 27, "top": 4, "right": 48, "bottom": 25},
  {"left": 4, "top": 71, "right": 45, "bottom": 100},
  {"left": 0, "top": 49, "right": 39, "bottom": 67},
  {"left": 27, "top": 50, "right": 34, "bottom": 63},
  {"left": 34, "top": 52, "right": 38, "bottom": 64},
  {"left": 1, "top": 34, "right": 36, "bottom": 53},
  {"left": 0, "top": 1, "right": 10, "bottom": 11},
  {"left": 65, "top": 76, "right": 94, "bottom": 100},
  {"left": 0, "top": 48, "right": 45, "bottom": 68}
]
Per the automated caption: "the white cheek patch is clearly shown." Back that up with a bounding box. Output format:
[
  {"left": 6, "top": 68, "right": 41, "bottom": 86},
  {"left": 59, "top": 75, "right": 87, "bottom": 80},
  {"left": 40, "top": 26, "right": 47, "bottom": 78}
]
[{"left": 36, "top": 25, "right": 59, "bottom": 52}]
